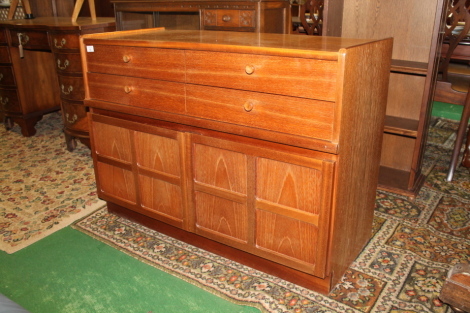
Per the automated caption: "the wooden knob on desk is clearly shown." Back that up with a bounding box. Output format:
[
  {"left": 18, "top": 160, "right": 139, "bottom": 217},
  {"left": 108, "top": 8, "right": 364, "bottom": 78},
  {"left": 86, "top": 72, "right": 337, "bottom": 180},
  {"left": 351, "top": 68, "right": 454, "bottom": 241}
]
[
  {"left": 123, "top": 55, "right": 131, "bottom": 63},
  {"left": 245, "top": 65, "right": 255, "bottom": 75},
  {"left": 124, "top": 86, "right": 133, "bottom": 94}
]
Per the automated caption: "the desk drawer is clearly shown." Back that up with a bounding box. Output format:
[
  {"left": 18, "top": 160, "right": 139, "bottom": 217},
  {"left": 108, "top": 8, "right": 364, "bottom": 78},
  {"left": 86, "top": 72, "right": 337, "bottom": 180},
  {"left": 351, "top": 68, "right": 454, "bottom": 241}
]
[
  {"left": 10, "top": 30, "right": 50, "bottom": 50},
  {"left": 85, "top": 45, "right": 185, "bottom": 82},
  {"left": 87, "top": 72, "right": 186, "bottom": 114},
  {"left": 0, "top": 89, "right": 20, "bottom": 113},
  {"left": 186, "top": 85, "right": 335, "bottom": 141},
  {"left": 185, "top": 51, "right": 338, "bottom": 101},
  {"left": 58, "top": 75, "right": 84, "bottom": 101},
  {"left": 50, "top": 32, "right": 80, "bottom": 51},
  {"left": 0, "top": 66, "right": 15, "bottom": 87},
  {"left": 0, "top": 29, "right": 7, "bottom": 44},
  {"left": 0, "top": 46, "right": 10, "bottom": 63},
  {"left": 54, "top": 52, "right": 83, "bottom": 74},
  {"left": 202, "top": 9, "right": 255, "bottom": 29}
]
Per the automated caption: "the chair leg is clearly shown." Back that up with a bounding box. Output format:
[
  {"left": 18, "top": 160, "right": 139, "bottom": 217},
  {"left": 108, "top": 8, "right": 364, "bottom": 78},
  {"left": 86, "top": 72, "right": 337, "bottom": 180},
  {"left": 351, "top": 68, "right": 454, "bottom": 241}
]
[{"left": 447, "top": 97, "right": 470, "bottom": 181}]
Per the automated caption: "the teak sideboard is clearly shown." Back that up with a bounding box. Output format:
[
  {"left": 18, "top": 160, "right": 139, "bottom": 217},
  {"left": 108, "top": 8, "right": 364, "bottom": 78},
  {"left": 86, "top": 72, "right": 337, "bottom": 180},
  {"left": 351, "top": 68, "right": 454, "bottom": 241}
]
[
  {"left": 80, "top": 29, "right": 392, "bottom": 293},
  {"left": 0, "top": 17, "right": 115, "bottom": 150}
]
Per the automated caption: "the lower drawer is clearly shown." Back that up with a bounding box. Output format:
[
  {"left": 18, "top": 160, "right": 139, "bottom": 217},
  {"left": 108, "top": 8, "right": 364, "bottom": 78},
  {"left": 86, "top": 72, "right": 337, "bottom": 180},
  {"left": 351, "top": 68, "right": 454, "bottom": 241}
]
[
  {"left": 0, "top": 89, "right": 20, "bottom": 113},
  {"left": 61, "top": 99, "right": 87, "bottom": 130},
  {"left": 0, "top": 66, "right": 15, "bottom": 87},
  {"left": 58, "top": 75, "right": 84, "bottom": 101},
  {"left": 186, "top": 84, "right": 335, "bottom": 142}
]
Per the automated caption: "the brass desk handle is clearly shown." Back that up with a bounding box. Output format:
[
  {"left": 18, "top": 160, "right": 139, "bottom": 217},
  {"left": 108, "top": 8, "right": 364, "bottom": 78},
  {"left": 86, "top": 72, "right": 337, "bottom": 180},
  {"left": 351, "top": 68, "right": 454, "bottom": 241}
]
[
  {"left": 0, "top": 96, "right": 8, "bottom": 107},
  {"left": 17, "top": 33, "right": 29, "bottom": 45},
  {"left": 57, "top": 59, "right": 69, "bottom": 70},
  {"left": 66, "top": 113, "right": 78, "bottom": 124},
  {"left": 243, "top": 101, "right": 254, "bottom": 112},
  {"left": 61, "top": 84, "right": 73, "bottom": 95},
  {"left": 122, "top": 55, "right": 131, "bottom": 63},
  {"left": 17, "top": 33, "right": 29, "bottom": 58},
  {"left": 245, "top": 65, "right": 255, "bottom": 75},
  {"left": 54, "top": 38, "right": 67, "bottom": 49},
  {"left": 124, "top": 86, "right": 133, "bottom": 93},
  {"left": 222, "top": 15, "right": 231, "bottom": 22}
]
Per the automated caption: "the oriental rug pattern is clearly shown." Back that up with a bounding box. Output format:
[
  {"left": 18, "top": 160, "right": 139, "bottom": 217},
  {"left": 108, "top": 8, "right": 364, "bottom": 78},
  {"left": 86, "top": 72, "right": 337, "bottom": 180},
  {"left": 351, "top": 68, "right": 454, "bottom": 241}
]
[
  {"left": 74, "top": 118, "right": 469, "bottom": 313},
  {"left": 0, "top": 113, "right": 105, "bottom": 254}
]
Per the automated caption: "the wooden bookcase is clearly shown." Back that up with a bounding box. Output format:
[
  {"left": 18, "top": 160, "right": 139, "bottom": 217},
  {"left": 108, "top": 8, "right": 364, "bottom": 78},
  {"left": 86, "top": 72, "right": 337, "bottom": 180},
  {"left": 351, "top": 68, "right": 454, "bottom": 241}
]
[{"left": 324, "top": 0, "right": 449, "bottom": 197}]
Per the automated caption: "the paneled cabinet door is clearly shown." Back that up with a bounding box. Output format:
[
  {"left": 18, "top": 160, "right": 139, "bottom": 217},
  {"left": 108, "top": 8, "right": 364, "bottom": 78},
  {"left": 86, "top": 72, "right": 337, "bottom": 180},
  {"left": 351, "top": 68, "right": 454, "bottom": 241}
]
[
  {"left": 90, "top": 115, "right": 187, "bottom": 228},
  {"left": 191, "top": 135, "right": 335, "bottom": 276}
]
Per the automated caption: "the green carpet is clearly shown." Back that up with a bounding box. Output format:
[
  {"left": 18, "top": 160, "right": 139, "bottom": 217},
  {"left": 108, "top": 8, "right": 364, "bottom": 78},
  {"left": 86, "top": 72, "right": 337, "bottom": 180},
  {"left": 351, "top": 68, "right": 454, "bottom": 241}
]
[
  {"left": 0, "top": 226, "right": 259, "bottom": 313},
  {"left": 432, "top": 101, "right": 464, "bottom": 121}
]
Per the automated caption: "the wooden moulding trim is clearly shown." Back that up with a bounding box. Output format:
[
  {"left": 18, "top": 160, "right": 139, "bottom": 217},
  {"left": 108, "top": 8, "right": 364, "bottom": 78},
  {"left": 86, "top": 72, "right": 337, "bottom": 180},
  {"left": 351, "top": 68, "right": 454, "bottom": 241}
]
[{"left": 107, "top": 202, "right": 333, "bottom": 294}]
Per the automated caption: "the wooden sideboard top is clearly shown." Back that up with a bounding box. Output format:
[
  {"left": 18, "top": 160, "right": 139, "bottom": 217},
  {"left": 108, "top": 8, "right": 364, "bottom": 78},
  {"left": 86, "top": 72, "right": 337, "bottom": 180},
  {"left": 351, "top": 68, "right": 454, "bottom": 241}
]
[
  {"left": 0, "top": 17, "right": 115, "bottom": 30},
  {"left": 81, "top": 28, "right": 389, "bottom": 60}
]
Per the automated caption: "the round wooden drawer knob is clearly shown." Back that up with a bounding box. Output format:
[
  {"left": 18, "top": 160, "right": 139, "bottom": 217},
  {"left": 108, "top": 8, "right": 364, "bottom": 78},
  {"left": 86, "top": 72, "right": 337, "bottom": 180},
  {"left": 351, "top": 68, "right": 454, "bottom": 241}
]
[
  {"left": 245, "top": 65, "right": 255, "bottom": 75},
  {"left": 244, "top": 101, "right": 254, "bottom": 112},
  {"left": 124, "top": 86, "right": 133, "bottom": 93},
  {"left": 123, "top": 55, "right": 131, "bottom": 63}
]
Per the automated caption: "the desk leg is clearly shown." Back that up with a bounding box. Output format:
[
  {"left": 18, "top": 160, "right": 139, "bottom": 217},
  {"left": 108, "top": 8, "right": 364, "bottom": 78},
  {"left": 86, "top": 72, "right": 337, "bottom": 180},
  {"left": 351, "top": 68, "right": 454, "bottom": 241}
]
[{"left": 5, "top": 116, "right": 42, "bottom": 137}]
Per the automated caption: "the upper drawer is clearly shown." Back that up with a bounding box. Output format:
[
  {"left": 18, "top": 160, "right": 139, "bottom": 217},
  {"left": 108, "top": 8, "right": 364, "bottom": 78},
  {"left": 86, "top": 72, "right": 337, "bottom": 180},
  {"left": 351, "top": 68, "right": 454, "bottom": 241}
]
[
  {"left": 10, "top": 30, "right": 50, "bottom": 50},
  {"left": 49, "top": 32, "right": 80, "bottom": 52},
  {"left": 185, "top": 51, "right": 338, "bottom": 101},
  {"left": 85, "top": 45, "right": 186, "bottom": 82},
  {"left": 87, "top": 72, "right": 186, "bottom": 114},
  {"left": 202, "top": 9, "right": 255, "bottom": 29}
]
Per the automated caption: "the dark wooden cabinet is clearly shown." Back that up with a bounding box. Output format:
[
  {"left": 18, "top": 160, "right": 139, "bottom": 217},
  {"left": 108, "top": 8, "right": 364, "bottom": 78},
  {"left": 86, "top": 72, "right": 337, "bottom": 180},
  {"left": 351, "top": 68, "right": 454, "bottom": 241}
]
[
  {"left": 0, "top": 17, "right": 115, "bottom": 150},
  {"left": 81, "top": 29, "right": 392, "bottom": 293},
  {"left": 111, "top": 0, "right": 290, "bottom": 33}
]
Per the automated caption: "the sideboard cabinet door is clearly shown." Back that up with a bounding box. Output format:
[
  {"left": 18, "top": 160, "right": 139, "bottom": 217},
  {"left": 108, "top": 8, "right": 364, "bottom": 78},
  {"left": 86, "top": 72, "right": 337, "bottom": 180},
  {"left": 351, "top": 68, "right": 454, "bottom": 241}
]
[
  {"left": 191, "top": 134, "right": 335, "bottom": 276},
  {"left": 90, "top": 115, "right": 188, "bottom": 228}
]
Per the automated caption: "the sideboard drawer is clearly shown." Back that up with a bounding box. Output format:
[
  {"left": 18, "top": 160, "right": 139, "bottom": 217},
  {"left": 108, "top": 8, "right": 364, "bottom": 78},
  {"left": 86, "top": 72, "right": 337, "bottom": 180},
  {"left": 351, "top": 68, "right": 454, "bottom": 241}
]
[
  {"left": 202, "top": 9, "right": 255, "bottom": 29},
  {"left": 50, "top": 32, "right": 80, "bottom": 51},
  {"left": 87, "top": 72, "right": 186, "bottom": 114},
  {"left": 54, "top": 52, "right": 83, "bottom": 74},
  {"left": 0, "top": 66, "right": 15, "bottom": 87},
  {"left": 186, "top": 85, "right": 335, "bottom": 142},
  {"left": 85, "top": 45, "right": 185, "bottom": 82},
  {"left": 10, "top": 30, "right": 49, "bottom": 50},
  {"left": 185, "top": 51, "right": 338, "bottom": 101},
  {"left": 58, "top": 75, "right": 85, "bottom": 101}
]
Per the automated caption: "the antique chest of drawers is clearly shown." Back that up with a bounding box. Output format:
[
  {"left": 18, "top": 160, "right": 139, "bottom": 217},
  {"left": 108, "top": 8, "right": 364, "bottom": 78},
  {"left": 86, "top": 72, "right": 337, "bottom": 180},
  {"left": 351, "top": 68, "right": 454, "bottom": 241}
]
[
  {"left": 81, "top": 29, "right": 392, "bottom": 293},
  {"left": 0, "top": 17, "right": 115, "bottom": 150}
]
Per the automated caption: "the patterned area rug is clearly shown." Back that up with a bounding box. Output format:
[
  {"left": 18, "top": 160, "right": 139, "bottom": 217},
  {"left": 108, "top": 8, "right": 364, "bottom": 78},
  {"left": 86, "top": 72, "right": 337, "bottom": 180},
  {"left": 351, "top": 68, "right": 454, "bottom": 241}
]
[
  {"left": 73, "top": 118, "right": 469, "bottom": 313},
  {"left": 0, "top": 113, "right": 105, "bottom": 254}
]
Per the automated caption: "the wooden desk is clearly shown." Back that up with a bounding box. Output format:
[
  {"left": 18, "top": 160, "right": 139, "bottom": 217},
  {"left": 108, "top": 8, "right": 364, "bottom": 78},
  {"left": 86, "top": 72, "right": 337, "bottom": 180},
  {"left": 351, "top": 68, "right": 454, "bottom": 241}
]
[
  {"left": 111, "top": 0, "right": 290, "bottom": 33},
  {"left": 80, "top": 29, "right": 392, "bottom": 293},
  {"left": 0, "top": 17, "right": 115, "bottom": 151}
]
